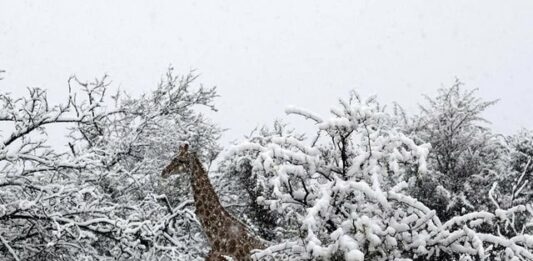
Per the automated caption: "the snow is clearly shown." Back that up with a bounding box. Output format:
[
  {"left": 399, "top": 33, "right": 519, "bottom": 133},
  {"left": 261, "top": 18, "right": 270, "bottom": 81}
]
[
  {"left": 233, "top": 90, "right": 533, "bottom": 260},
  {"left": 2, "top": 76, "right": 533, "bottom": 260},
  {"left": 0, "top": 71, "right": 221, "bottom": 260}
]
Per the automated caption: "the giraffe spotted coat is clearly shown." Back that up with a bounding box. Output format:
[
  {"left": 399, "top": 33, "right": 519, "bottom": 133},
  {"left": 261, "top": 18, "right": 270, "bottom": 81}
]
[{"left": 162, "top": 144, "right": 264, "bottom": 260}]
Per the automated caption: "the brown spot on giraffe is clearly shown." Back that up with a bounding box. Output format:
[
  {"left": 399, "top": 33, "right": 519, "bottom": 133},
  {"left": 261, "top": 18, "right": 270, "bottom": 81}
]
[{"left": 161, "top": 144, "right": 264, "bottom": 260}]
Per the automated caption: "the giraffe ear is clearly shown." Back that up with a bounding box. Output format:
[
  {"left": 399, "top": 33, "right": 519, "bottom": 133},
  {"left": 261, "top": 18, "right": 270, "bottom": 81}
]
[{"left": 179, "top": 143, "right": 189, "bottom": 153}]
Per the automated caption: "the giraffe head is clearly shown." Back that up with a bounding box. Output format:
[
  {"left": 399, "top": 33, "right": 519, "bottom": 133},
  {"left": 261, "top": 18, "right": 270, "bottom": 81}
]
[{"left": 161, "top": 143, "right": 192, "bottom": 178}]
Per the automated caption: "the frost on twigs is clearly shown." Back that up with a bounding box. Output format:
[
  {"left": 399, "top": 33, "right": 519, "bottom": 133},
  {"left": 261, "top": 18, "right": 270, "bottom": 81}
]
[
  {"left": 230, "top": 91, "right": 533, "bottom": 260},
  {"left": 403, "top": 82, "right": 507, "bottom": 220},
  {"left": 0, "top": 69, "right": 221, "bottom": 260}
]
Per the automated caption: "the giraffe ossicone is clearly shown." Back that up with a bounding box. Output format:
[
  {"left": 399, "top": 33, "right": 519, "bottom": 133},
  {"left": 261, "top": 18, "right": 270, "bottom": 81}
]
[{"left": 161, "top": 143, "right": 264, "bottom": 260}]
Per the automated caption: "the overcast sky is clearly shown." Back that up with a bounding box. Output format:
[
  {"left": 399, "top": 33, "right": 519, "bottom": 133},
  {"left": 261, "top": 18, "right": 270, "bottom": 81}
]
[{"left": 1, "top": 0, "right": 533, "bottom": 147}]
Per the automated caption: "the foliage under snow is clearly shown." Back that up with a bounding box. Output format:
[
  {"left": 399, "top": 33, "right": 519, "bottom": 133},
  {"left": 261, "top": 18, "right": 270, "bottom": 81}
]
[
  {"left": 1, "top": 73, "right": 532, "bottom": 261},
  {"left": 227, "top": 91, "right": 533, "bottom": 260},
  {"left": 0, "top": 69, "right": 220, "bottom": 260}
]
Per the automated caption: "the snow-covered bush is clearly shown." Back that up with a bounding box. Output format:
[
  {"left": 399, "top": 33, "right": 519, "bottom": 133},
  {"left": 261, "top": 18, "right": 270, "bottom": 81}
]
[
  {"left": 400, "top": 82, "right": 508, "bottom": 220},
  {"left": 500, "top": 129, "right": 533, "bottom": 207},
  {"left": 0, "top": 69, "right": 221, "bottom": 260},
  {"left": 217, "top": 121, "right": 301, "bottom": 242},
  {"left": 2, "top": 69, "right": 532, "bottom": 260},
  {"left": 488, "top": 129, "right": 533, "bottom": 238},
  {"left": 228, "top": 91, "right": 533, "bottom": 260}
]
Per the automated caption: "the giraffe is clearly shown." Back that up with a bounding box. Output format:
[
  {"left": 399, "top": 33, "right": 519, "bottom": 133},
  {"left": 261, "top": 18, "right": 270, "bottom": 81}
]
[{"left": 161, "top": 144, "right": 264, "bottom": 261}]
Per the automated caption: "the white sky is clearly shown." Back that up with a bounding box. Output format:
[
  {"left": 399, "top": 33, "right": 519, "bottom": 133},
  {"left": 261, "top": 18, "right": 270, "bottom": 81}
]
[{"left": 1, "top": 0, "right": 533, "bottom": 147}]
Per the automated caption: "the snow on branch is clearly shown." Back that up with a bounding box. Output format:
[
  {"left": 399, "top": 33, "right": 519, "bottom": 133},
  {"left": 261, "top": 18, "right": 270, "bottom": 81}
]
[
  {"left": 0, "top": 69, "right": 221, "bottom": 260},
  {"left": 230, "top": 91, "right": 533, "bottom": 260},
  {"left": 285, "top": 106, "right": 323, "bottom": 124}
]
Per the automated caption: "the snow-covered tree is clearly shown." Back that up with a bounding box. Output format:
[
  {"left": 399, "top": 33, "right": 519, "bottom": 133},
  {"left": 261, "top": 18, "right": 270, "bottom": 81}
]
[
  {"left": 228, "top": 91, "right": 533, "bottom": 260},
  {"left": 0, "top": 68, "right": 221, "bottom": 260},
  {"left": 402, "top": 81, "right": 507, "bottom": 220},
  {"left": 217, "top": 121, "right": 300, "bottom": 242},
  {"left": 2, "top": 69, "right": 532, "bottom": 260},
  {"left": 502, "top": 129, "right": 533, "bottom": 207},
  {"left": 488, "top": 129, "right": 533, "bottom": 237}
]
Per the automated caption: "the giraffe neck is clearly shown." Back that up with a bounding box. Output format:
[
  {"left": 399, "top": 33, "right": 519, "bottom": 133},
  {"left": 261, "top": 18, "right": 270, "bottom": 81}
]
[
  {"left": 186, "top": 155, "right": 264, "bottom": 259},
  {"left": 188, "top": 156, "right": 225, "bottom": 242},
  {"left": 190, "top": 157, "right": 220, "bottom": 204}
]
